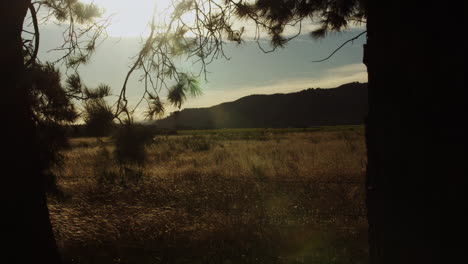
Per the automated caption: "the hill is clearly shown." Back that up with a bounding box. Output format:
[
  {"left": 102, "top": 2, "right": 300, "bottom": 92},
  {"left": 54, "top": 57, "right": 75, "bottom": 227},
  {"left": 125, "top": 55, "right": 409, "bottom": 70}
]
[{"left": 155, "top": 82, "right": 368, "bottom": 129}]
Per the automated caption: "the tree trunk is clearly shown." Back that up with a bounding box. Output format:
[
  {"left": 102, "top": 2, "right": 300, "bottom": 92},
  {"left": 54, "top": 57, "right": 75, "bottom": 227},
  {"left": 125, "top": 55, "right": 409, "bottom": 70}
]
[
  {"left": 365, "top": 2, "right": 463, "bottom": 263},
  {"left": 0, "top": 1, "right": 61, "bottom": 263}
]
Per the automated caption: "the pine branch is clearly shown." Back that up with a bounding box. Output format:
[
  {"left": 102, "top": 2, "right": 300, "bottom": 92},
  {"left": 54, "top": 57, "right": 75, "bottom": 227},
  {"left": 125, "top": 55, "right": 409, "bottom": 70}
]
[
  {"left": 25, "top": 3, "right": 40, "bottom": 68},
  {"left": 311, "top": 31, "right": 367, "bottom": 63}
]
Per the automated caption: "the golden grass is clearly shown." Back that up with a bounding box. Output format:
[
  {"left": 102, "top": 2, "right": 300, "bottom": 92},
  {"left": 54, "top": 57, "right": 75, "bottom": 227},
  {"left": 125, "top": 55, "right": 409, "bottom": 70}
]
[{"left": 48, "top": 130, "right": 368, "bottom": 263}]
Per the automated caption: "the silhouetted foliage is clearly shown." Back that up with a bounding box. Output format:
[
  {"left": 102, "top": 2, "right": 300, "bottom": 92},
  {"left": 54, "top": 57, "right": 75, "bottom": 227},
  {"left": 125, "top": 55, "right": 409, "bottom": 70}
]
[
  {"left": 233, "top": 0, "right": 365, "bottom": 44},
  {"left": 144, "top": 93, "right": 165, "bottom": 120},
  {"left": 167, "top": 73, "right": 202, "bottom": 109},
  {"left": 34, "top": 0, "right": 105, "bottom": 69},
  {"left": 65, "top": 73, "right": 112, "bottom": 100},
  {"left": 82, "top": 98, "right": 114, "bottom": 137},
  {"left": 30, "top": 63, "right": 79, "bottom": 124},
  {"left": 29, "top": 63, "right": 78, "bottom": 197},
  {"left": 62, "top": 71, "right": 115, "bottom": 137}
]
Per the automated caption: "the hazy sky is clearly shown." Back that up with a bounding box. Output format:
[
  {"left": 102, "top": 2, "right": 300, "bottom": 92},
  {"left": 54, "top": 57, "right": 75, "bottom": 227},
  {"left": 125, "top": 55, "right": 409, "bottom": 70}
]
[{"left": 34, "top": 0, "right": 367, "bottom": 118}]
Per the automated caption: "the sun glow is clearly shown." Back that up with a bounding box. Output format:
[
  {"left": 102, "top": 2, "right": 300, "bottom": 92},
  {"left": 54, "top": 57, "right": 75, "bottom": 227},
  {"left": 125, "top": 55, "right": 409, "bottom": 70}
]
[{"left": 81, "top": 0, "right": 178, "bottom": 38}]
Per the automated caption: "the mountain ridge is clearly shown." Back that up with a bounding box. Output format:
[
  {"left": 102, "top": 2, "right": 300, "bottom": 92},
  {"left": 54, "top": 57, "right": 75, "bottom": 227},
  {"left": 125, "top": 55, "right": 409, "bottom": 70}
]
[{"left": 156, "top": 82, "right": 368, "bottom": 129}]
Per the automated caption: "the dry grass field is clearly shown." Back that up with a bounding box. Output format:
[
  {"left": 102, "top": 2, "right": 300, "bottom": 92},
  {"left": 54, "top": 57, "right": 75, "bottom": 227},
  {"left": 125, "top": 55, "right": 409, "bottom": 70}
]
[{"left": 48, "top": 128, "right": 369, "bottom": 263}]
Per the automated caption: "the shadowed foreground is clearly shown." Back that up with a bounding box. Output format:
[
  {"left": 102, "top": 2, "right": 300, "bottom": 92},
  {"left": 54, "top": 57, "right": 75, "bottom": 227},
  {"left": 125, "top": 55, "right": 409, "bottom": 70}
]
[{"left": 48, "top": 128, "right": 368, "bottom": 263}]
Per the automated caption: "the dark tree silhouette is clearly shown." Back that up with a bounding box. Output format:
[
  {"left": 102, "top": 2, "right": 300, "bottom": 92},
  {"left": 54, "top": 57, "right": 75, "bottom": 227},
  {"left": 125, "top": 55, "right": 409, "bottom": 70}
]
[
  {"left": 240, "top": 2, "right": 463, "bottom": 263},
  {"left": 363, "top": 2, "right": 463, "bottom": 264},
  {"left": 1, "top": 2, "right": 61, "bottom": 263},
  {"left": 1, "top": 1, "right": 463, "bottom": 263},
  {"left": 1, "top": 2, "right": 104, "bottom": 263}
]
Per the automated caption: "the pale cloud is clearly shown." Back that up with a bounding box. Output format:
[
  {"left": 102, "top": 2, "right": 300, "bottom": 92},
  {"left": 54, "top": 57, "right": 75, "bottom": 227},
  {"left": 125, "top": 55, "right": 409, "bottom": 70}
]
[{"left": 327, "top": 63, "right": 367, "bottom": 74}]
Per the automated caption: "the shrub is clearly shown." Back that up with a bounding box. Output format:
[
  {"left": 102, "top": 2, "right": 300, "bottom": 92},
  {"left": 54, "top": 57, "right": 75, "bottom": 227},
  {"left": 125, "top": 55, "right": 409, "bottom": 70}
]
[
  {"left": 113, "top": 123, "right": 154, "bottom": 165},
  {"left": 93, "top": 143, "right": 118, "bottom": 185},
  {"left": 83, "top": 98, "right": 114, "bottom": 137},
  {"left": 181, "top": 135, "right": 213, "bottom": 152},
  {"left": 110, "top": 123, "right": 155, "bottom": 185},
  {"left": 93, "top": 136, "right": 146, "bottom": 187}
]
